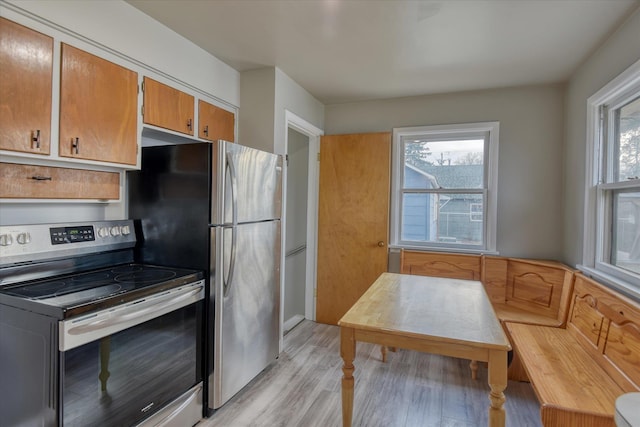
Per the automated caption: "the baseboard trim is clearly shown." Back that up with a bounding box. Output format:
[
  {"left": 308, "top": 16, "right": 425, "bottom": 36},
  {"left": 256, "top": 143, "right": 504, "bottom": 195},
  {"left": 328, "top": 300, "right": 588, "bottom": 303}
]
[{"left": 283, "top": 314, "right": 305, "bottom": 334}]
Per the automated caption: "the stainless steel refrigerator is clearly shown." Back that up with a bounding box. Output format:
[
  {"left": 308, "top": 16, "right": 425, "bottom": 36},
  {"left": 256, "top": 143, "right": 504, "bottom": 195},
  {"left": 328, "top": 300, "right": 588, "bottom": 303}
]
[{"left": 127, "top": 141, "right": 282, "bottom": 411}]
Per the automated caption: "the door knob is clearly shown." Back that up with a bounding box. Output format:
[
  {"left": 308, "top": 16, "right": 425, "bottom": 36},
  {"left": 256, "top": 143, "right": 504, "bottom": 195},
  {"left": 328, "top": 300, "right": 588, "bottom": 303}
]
[{"left": 377, "top": 241, "right": 385, "bottom": 247}]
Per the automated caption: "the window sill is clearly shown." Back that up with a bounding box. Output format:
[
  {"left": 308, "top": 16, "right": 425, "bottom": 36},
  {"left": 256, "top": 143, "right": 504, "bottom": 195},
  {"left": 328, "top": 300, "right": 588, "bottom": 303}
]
[
  {"left": 577, "top": 265, "right": 640, "bottom": 301},
  {"left": 388, "top": 244, "right": 499, "bottom": 256}
]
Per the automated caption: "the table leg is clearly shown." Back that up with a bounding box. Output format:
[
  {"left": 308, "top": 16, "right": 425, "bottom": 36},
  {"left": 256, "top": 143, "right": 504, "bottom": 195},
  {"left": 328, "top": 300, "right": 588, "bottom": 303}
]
[
  {"left": 340, "top": 327, "right": 355, "bottom": 427},
  {"left": 470, "top": 359, "right": 478, "bottom": 380},
  {"left": 380, "top": 345, "right": 387, "bottom": 362},
  {"left": 487, "top": 349, "right": 507, "bottom": 427},
  {"left": 99, "top": 336, "right": 111, "bottom": 392}
]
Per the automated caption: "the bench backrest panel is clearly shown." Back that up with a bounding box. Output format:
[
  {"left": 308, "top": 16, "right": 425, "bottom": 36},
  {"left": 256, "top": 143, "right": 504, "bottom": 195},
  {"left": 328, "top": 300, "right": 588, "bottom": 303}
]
[
  {"left": 401, "top": 251, "right": 575, "bottom": 324},
  {"left": 567, "top": 274, "right": 640, "bottom": 392},
  {"left": 505, "top": 259, "right": 572, "bottom": 320},
  {"left": 482, "top": 256, "right": 574, "bottom": 324},
  {"left": 400, "top": 250, "right": 481, "bottom": 280}
]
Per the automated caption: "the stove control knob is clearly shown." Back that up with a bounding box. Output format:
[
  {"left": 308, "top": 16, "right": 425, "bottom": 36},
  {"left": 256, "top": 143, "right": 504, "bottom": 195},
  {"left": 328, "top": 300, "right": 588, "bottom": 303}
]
[
  {"left": 0, "top": 234, "right": 13, "bottom": 246},
  {"left": 16, "top": 232, "right": 31, "bottom": 245},
  {"left": 97, "top": 227, "right": 110, "bottom": 238},
  {"left": 110, "top": 226, "right": 121, "bottom": 237},
  {"left": 120, "top": 225, "right": 131, "bottom": 236}
]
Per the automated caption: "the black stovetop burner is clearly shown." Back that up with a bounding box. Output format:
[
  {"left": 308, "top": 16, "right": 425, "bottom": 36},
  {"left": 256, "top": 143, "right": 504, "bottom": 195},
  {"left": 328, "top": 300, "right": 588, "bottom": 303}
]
[{"left": 0, "top": 263, "right": 204, "bottom": 319}]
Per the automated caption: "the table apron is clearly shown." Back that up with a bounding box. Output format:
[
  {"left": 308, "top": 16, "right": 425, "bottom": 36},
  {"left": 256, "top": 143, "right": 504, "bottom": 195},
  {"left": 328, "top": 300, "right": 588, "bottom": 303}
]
[{"left": 353, "top": 329, "right": 492, "bottom": 362}]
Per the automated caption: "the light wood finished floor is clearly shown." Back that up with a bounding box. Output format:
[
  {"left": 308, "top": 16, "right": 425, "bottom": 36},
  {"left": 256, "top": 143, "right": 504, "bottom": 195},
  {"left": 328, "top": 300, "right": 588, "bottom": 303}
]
[{"left": 198, "top": 320, "right": 542, "bottom": 427}]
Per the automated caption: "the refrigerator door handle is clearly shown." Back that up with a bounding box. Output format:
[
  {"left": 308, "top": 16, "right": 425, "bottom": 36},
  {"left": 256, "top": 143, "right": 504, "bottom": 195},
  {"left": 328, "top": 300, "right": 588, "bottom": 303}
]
[
  {"left": 223, "top": 225, "right": 237, "bottom": 297},
  {"left": 223, "top": 155, "right": 239, "bottom": 297}
]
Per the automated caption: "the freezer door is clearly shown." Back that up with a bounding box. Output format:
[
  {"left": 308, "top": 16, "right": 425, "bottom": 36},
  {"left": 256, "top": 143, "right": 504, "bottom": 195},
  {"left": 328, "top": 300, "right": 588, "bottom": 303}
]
[
  {"left": 211, "top": 141, "right": 282, "bottom": 226},
  {"left": 209, "top": 220, "right": 281, "bottom": 409}
]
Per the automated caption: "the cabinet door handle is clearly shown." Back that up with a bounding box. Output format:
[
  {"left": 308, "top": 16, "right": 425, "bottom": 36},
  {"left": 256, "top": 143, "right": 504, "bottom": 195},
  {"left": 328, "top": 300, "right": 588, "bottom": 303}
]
[
  {"left": 72, "top": 137, "right": 79, "bottom": 154},
  {"left": 203, "top": 125, "right": 209, "bottom": 137},
  {"left": 187, "top": 118, "right": 193, "bottom": 131},
  {"left": 32, "top": 129, "right": 41, "bottom": 149},
  {"left": 31, "top": 176, "right": 52, "bottom": 181}
]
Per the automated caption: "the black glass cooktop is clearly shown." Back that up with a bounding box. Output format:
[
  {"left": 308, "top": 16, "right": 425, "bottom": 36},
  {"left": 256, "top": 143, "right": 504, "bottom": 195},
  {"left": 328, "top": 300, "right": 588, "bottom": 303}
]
[{"left": 0, "top": 263, "right": 203, "bottom": 318}]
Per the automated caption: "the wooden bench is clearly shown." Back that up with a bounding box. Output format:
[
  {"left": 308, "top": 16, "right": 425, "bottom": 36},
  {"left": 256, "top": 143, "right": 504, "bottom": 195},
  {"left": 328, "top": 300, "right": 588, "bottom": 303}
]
[
  {"left": 398, "top": 250, "right": 575, "bottom": 380},
  {"left": 482, "top": 256, "right": 575, "bottom": 380},
  {"left": 505, "top": 273, "right": 640, "bottom": 427},
  {"left": 399, "top": 251, "right": 574, "bottom": 329}
]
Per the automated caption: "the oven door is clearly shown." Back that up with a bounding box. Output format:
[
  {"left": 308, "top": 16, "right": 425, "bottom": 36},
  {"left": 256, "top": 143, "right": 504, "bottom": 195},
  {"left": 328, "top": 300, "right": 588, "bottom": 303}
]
[{"left": 59, "top": 281, "right": 204, "bottom": 427}]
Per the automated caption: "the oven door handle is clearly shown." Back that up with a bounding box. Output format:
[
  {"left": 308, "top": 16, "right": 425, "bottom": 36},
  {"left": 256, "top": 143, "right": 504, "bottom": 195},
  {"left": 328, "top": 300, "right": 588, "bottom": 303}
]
[{"left": 59, "top": 281, "right": 204, "bottom": 351}]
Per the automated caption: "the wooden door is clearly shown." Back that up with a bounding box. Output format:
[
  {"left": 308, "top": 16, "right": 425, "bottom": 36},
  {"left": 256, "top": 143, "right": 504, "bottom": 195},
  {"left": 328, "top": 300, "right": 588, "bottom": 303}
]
[
  {"left": 143, "top": 77, "right": 194, "bottom": 136},
  {"left": 59, "top": 43, "right": 138, "bottom": 165},
  {"left": 198, "top": 100, "right": 235, "bottom": 142},
  {"left": 0, "top": 17, "right": 53, "bottom": 155},
  {"left": 316, "top": 132, "right": 391, "bottom": 325}
]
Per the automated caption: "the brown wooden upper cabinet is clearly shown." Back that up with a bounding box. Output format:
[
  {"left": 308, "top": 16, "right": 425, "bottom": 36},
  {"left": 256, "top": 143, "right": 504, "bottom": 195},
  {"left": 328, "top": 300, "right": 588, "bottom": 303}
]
[
  {"left": 0, "top": 17, "right": 53, "bottom": 155},
  {"left": 0, "top": 162, "right": 120, "bottom": 200},
  {"left": 59, "top": 43, "right": 138, "bottom": 166},
  {"left": 198, "top": 100, "right": 235, "bottom": 142},
  {"left": 142, "top": 77, "right": 195, "bottom": 136}
]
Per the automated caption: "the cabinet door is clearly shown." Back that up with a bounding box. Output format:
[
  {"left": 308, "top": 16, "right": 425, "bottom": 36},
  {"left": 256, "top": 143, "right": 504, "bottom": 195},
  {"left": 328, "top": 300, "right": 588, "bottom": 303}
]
[
  {"left": 143, "top": 77, "right": 194, "bottom": 136},
  {"left": 316, "top": 132, "right": 391, "bottom": 325},
  {"left": 0, "top": 17, "right": 53, "bottom": 155},
  {"left": 59, "top": 44, "right": 138, "bottom": 166},
  {"left": 198, "top": 100, "right": 234, "bottom": 142},
  {"left": 0, "top": 162, "right": 119, "bottom": 200}
]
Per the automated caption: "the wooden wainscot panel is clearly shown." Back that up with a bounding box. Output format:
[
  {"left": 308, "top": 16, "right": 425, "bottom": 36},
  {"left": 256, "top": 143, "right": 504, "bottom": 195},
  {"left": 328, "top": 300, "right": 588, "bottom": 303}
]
[
  {"left": 0, "top": 162, "right": 119, "bottom": 200},
  {"left": 400, "top": 250, "right": 481, "bottom": 280}
]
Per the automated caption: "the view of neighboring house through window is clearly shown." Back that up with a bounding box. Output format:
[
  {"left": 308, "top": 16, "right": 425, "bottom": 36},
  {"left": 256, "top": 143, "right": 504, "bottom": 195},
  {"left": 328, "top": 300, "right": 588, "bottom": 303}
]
[
  {"left": 583, "top": 59, "right": 640, "bottom": 297},
  {"left": 391, "top": 122, "right": 499, "bottom": 252}
]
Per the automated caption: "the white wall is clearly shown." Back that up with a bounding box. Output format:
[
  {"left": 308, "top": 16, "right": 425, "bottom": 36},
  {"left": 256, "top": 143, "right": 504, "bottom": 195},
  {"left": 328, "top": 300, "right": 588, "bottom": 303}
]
[
  {"left": 238, "top": 68, "right": 276, "bottom": 152},
  {"left": 324, "top": 84, "right": 566, "bottom": 260},
  {"left": 274, "top": 68, "right": 325, "bottom": 155},
  {"left": 239, "top": 67, "right": 324, "bottom": 154},
  {"left": 563, "top": 8, "right": 640, "bottom": 267}
]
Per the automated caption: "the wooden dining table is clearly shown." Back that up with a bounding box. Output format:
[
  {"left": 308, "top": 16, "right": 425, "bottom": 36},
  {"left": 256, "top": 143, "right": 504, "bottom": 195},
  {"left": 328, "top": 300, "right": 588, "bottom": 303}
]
[{"left": 338, "top": 272, "right": 511, "bottom": 427}]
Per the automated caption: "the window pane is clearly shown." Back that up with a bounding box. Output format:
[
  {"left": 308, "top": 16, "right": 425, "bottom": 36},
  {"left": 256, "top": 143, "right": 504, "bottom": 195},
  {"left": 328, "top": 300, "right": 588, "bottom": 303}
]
[
  {"left": 403, "top": 138, "right": 484, "bottom": 189},
  {"left": 616, "top": 96, "right": 640, "bottom": 182},
  {"left": 612, "top": 191, "right": 640, "bottom": 275},
  {"left": 401, "top": 193, "right": 483, "bottom": 245}
]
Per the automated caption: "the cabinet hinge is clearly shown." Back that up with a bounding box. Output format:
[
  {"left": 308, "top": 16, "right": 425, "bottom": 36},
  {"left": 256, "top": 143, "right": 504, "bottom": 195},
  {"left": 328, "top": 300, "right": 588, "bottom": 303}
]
[
  {"left": 141, "top": 105, "right": 144, "bottom": 117},
  {"left": 285, "top": 154, "right": 289, "bottom": 166},
  {"left": 317, "top": 152, "right": 320, "bottom": 162},
  {"left": 141, "top": 80, "right": 145, "bottom": 92}
]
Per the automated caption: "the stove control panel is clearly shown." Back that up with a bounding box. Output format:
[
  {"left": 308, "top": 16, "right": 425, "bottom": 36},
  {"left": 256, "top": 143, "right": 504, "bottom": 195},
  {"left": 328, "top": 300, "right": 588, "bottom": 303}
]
[
  {"left": 0, "top": 220, "right": 136, "bottom": 266},
  {"left": 50, "top": 225, "right": 96, "bottom": 245}
]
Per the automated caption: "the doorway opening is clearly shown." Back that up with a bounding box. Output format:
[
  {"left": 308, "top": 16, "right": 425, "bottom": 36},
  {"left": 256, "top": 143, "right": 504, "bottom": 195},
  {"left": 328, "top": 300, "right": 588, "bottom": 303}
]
[{"left": 282, "top": 111, "right": 323, "bottom": 335}]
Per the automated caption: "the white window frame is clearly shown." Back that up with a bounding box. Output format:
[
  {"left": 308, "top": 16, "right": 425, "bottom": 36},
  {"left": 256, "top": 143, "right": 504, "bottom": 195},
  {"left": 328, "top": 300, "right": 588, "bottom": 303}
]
[
  {"left": 390, "top": 122, "right": 499, "bottom": 254},
  {"left": 581, "top": 58, "right": 640, "bottom": 299}
]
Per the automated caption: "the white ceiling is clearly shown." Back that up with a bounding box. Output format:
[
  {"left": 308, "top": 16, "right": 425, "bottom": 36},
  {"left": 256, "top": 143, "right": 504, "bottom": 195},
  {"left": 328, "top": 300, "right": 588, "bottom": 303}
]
[{"left": 126, "top": 0, "right": 639, "bottom": 104}]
